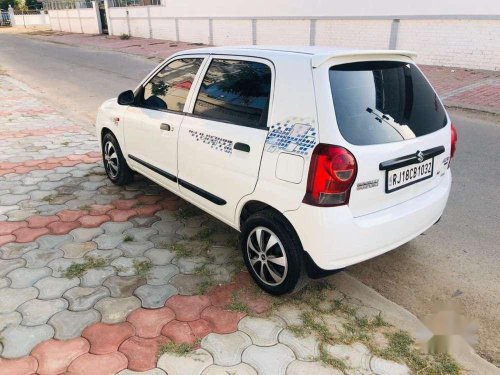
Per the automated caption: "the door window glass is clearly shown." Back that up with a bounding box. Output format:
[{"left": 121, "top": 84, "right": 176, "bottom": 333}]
[
  {"left": 143, "top": 58, "right": 203, "bottom": 112},
  {"left": 193, "top": 59, "right": 272, "bottom": 127}
]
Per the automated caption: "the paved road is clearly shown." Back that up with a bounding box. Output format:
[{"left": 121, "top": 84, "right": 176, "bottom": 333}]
[{"left": 1, "top": 32, "right": 499, "bottom": 365}]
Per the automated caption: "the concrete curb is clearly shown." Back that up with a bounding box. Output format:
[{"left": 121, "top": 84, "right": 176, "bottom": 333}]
[
  {"left": 445, "top": 101, "right": 500, "bottom": 116},
  {"left": 330, "top": 272, "right": 500, "bottom": 374}
]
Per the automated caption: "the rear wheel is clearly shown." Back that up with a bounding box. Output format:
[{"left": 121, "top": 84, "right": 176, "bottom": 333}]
[
  {"left": 102, "top": 132, "right": 133, "bottom": 185},
  {"left": 240, "top": 209, "right": 308, "bottom": 295}
]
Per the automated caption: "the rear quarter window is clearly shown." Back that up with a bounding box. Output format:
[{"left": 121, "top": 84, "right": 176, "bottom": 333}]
[{"left": 329, "top": 61, "right": 447, "bottom": 146}]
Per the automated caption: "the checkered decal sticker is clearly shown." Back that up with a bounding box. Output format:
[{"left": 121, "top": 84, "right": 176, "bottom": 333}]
[
  {"left": 189, "top": 130, "right": 233, "bottom": 154},
  {"left": 265, "top": 120, "right": 317, "bottom": 156}
]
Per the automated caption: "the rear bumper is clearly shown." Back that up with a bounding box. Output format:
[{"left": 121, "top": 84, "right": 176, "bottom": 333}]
[{"left": 284, "top": 171, "right": 451, "bottom": 270}]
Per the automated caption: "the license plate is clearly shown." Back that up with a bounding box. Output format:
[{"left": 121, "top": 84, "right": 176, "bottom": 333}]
[{"left": 386, "top": 158, "right": 434, "bottom": 193}]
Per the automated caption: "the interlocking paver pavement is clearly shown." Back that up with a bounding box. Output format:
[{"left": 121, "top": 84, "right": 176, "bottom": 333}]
[{"left": 0, "top": 74, "right": 415, "bottom": 374}]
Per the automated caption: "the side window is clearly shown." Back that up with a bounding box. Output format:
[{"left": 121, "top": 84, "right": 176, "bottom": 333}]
[
  {"left": 193, "top": 59, "right": 272, "bottom": 127},
  {"left": 142, "top": 58, "right": 203, "bottom": 112}
]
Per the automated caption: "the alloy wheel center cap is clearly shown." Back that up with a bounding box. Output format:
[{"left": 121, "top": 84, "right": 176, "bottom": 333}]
[{"left": 261, "top": 254, "right": 266, "bottom": 261}]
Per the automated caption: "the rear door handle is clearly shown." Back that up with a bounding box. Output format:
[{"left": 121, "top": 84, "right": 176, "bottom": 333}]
[
  {"left": 234, "top": 142, "right": 250, "bottom": 152},
  {"left": 160, "top": 123, "right": 172, "bottom": 131}
]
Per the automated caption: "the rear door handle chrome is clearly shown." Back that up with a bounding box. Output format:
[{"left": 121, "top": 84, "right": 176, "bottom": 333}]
[{"left": 160, "top": 123, "right": 172, "bottom": 131}]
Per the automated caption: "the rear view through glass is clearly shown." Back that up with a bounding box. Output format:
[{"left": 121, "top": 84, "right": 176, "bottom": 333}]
[{"left": 329, "top": 61, "right": 447, "bottom": 145}]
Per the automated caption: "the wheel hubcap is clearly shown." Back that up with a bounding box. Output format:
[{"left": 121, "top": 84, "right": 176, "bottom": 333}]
[
  {"left": 104, "top": 141, "right": 119, "bottom": 179},
  {"left": 247, "top": 227, "right": 288, "bottom": 286}
]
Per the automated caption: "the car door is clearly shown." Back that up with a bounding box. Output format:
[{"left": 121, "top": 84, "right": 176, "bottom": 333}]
[
  {"left": 177, "top": 56, "right": 274, "bottom": 225},
  {"left": 123, "top": 56, "right": 206, "bottom": 190}
]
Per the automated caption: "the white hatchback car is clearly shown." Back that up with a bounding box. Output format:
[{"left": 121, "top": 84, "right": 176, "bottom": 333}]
[{"left": 96, "top": 46, "right": 457, "bottom": 295}]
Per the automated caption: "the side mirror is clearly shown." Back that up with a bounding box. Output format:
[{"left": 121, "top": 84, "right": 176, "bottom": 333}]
[{"left": 117, "top": 90, "right": 135, "bottom": 106}]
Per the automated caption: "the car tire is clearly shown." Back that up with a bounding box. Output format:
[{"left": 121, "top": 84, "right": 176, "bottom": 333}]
[
  {"left": 240, "top": 209, "right": 308, "bottom": 295},
  {"left": 102, "top": 132, "right": 133, "bottom": 186}
]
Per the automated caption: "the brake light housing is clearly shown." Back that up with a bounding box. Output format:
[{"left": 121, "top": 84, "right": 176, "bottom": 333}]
[
  {"left": 450, "top": 123, "right": 457, "bottom": 159},
  {"left": 303, "top": 144, "right": 357, "bottom": 207}
]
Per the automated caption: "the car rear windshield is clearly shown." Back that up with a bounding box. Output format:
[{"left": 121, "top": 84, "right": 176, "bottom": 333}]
[{"left": 329, "top": 61, "right": 447, "bottom": 145}]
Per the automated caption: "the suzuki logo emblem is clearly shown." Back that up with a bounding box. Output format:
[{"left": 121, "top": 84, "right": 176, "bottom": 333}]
[{"left": 416, "top": 151, "right": 424, "bottom": 163}]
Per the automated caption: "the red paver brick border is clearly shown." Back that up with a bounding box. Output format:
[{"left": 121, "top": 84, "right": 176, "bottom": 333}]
[
  {"left": 0, "top": 151, "right": 102, "bottom": 176},
  {"left": 0, "top": 126, "right": 83, "bottom": 140},
  {"left": 0, "top": 272, "right": 272, "bottom": 375},
  {"left": 0, "top": 194, "right": 184, "bottom": 245}
]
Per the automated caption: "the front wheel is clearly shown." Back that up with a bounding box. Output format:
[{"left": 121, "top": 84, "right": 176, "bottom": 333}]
[
  {"left": 240, "top": 209, "right": 308, "bottom": 295},
  {"left": 102, "top": 132, "right": 133, "bottom": 186}
]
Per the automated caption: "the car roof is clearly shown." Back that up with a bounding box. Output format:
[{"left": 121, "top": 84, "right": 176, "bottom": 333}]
[{"left": 181, "top": 45, "right": 417, "bottom": 67}]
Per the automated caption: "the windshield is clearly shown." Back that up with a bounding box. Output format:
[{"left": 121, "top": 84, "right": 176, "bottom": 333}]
[{"left": 329, "top": 61, "right": 447, "bottom": 146}]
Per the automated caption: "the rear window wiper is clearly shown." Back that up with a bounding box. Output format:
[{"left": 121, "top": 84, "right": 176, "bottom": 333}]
[{"left": 366, "top": 107, "right": 416, "bottom": 140}]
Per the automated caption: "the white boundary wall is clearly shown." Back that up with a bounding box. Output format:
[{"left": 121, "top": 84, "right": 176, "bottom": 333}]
[
  {"left": 54, "top": 0, "right": 500, "bottom": 70},
  {"left": 48, "top": 1, "right": 101, "bottom": 34},
  {"left": 12, "top": 13, "right": 50, "bottom": 26}
]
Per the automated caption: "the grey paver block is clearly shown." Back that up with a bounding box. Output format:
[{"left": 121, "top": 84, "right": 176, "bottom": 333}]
[
  {"left": 0, "top": 277, "right": 10, "bottom": 288},
  {"left": 144, "top": 248, "right": 175, "bottom": 266},
  {"left": 47, "top": 173, "right": 71, "bottom": 181},
  {"left": 157, "top": 348, "right": 213, "bottom": 375},
  {"left": 169, "top": 274, "right": 206, "bottom": 296},
  {"left": 203, "top": 264, "right": 235, "bottom": 283},
  {"left": 130, "top": 216, "right": 159, "bottom": 228},
  {"left": 81, "top": 266, "right": 116, "bottom": 287},
  {"left": 0, "top": 287, "right": 38, "bottom": 313},
  {"left": 0, "top": 311, "right": 22, "bottom": 331},
  {"left": 210, "top": 246, "right": 237, "bottom": 265},
  {"left": 175, "top": 257, "right": 209, "bottom": 275},
  {"left": 1, "top": 243, "right": 38, "bottom": 260},
  {"left": 102, "top": 221, "right": 133, "bottom": 235},
  {"left": 60, "top": 241, "right": 96, "bottom": 258},
  {"left": 124, "top": 227, "right": 158, "bottom": 242},
  {"left": 0, "top": 193, "right": 30, "bottom": 205},
  {"left": 1, "top": 323, "right": 54, "bottom": 358},
  {"left": 6, "top": 209, "right": 37, "bottom": 221},
  {"left": 0, "top": 205, "right": 18, "bottom": 216},
  {"left": 146, "top": 265, "right": 179, "bottom": 286},
  {"left": 111, "top": 256, "right": 145, "bottom": 277},
  {"left": 104, "top": 275, "right": 147, "bottom": 297},
  {"left": 325, "top": 343, "right": 372, "bottom": 372},
  {"left": 10, "top": 185, "right": 37, "bottom": 195},
  {"left": 95, "top": 234, "right": 126, "bottom": 250},
  {"left": 48, "top": 257, "right": 85, "bottom": 277},
  {"left": 238, "top": 316, "right": 285, "bottom": 347},
  {"left": 0, "top": 258, "right": 26, "bottom": 277},
  {"left": 278, "top": 329, "right": 320, "bottom": 361},
  {"left": 22, "top": 248, "right": 63, "bottom": 268},
  {"left": 201, "top": 331, "right": 252, "bottom": 366},
  {"left": 272, "top": 305, "right": 304, "bottom": 327},
  {"left": 370, "top": 356, "right": 410, "bottom": 375},
  {"left": 36, "top": 204, "right": 69, "bottom": 216},
  {"left": 86, "top": 248, "right": 123, "bottom": 262},
  {"left": 18, "top": 298, "right": 68, "bottom": 326},
  {"left": 30, "top": 189, "right": 58, "bottom": 201},
  {"left": 70, "top": 227, "right": 104, "bottom": 242},
  {"left": 202, "top": 363, "right": 257, "bottom": 375},
  {"left": 7, "top": 266, "right": 51, "bottom": 288},
  {"left": 34, "top": 276, "right": 80, "bottom": 299},
  {"left": 120, "top": 241, "right": 154, "bottom": 257},
  {"left": 152, "top": 220, "right": 183, "bottom": 236},
  {"left": 64, "top": 286, "right": 110, "bottom": 311},
  {"left": 287, "top": 360, "right": 343, "bottom": 375},
  {"left": 134, "top": 284, "right": 178, "bottom": 308},
  {"left": 241, "top": 344, "right": 295, "bottom": 375},
  {"left": 154, "top": 210, "right": 177, "bottom": 222},
  {"left": 95, "top": 296, "right": 142, "bottom": 324},
  {"left": 37, "top": 234, "right": 73, "bottom": 250},
  {"left": 49, "top": 309, "right": 100, "bottom": 340}
]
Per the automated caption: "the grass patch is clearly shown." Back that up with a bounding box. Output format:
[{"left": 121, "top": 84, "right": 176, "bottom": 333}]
[
  {"left": 42, "top": 194, "right": 57, "bottom": 203},
  {"left": 157, "top": 342, "right": 193, "bottom": 357},
  {"left": 79, "top": 204, "right": 91, "bottom": 211},
  {"left": 120, "top": 33, "right": 130, "bottom": 40},
  {"left": 64, "top": 256, "right": 106, "bottom": 279},
  {"left": 170, "top": 243, "right": 192, "bottom": 258},
  {"left": 318, "top": 344, "right": 348, "bottom": 371},
  {"left": 190, "top": 227, "right": 214, "bottom": 241},
  {"left": 123, "top": 234, "right": 134, "bottom": 242},
  {"left": 225, "top": 293, "right": 249, "bottom": 313},
  {"left": 61, "top": 141, "right": 70, "bottom": 146},
  {"left": 195, "top": 279, "right": 214, "bottom": 295},
  {"left": 133, "top": 259, "right": 152, "bottom": 277},
  {"left": 377, "top": 331, "right": 460, "bottom": 374},
  {"left": 175, "top": 205, "right": 203, "bottom": 220}
]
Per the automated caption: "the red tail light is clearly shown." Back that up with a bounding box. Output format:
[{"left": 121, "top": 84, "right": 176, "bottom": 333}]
[
  {"left": 303, "top": 144, "right": 357, "bottom": 207},
  {"left": 450, "top": 123, "right": 458, "bottom": 159}
]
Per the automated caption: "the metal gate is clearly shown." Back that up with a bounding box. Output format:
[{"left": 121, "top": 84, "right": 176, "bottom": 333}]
[
  {"left": 0, "top": 10, "right": 10, "bottom": 26},
  {"left": 98, "top": 1, "right": 108, "bottom": 34}
]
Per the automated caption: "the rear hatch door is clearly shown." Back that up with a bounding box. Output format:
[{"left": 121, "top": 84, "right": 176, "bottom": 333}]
[{"left": 327, "top": 60, "right": 450, "bottom": 217}]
